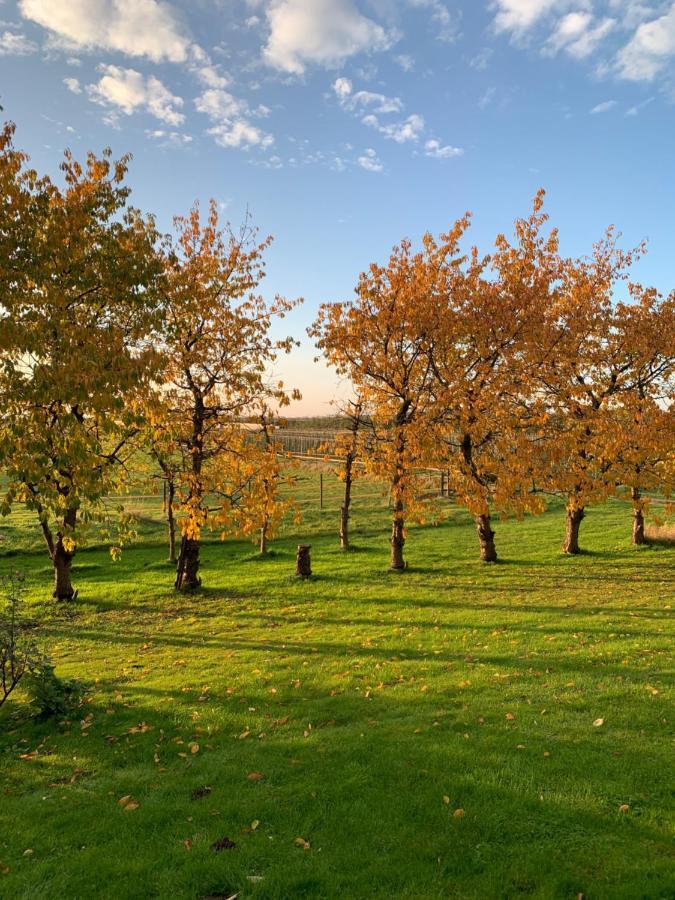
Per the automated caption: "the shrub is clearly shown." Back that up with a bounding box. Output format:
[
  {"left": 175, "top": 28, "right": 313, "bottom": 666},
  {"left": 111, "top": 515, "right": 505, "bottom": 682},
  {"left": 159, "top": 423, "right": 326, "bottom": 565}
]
[
  {"left": 1, "top": 571, "right": 83, "bottom": 716},
  {"left": 0, "top": 571, "right": 36, "bottom": 709}
]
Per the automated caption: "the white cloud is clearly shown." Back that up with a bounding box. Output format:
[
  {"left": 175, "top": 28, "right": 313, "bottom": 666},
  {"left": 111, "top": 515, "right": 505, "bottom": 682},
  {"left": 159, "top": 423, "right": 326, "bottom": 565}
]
[
  {"left": 546, "top": 12, "right": 615, "bottom": 59},
  {"left": 195, "top": 88, "right": 244, "bottom": 121},
  {"left": 395, "top": 53, "right": 415, "bottom": 72},
  {"left": 408, "top": 0, "right": 460, "bottom": 43},
  {"left": 492, "top": 0, "right": 589, "bottom": 37},
  {"left": 424, "top": 138, "right": 463, "bottom": 158},
  {"left": 332, "top": 78, "right": 403, "bottom": 114},
  {"left": 207, "top": 120, "right": 274, "bottom": 149},
  {"left": 195, "top": 88, "right": 273, "bottom": 151},
  {"left": 357, "top": 147, "right": 383, "bottom": 172},
  {"left": 193, "top": 64, "right": 230, "bottom": 89},
  {"left": 63, "top": 76, "right": 82, "bottom": 93},
  {"left": 262, "top": 0, "right": 395, "bottom": 74},
  {"left": 87, "top": 65, "right": 185, "bottom": 125},
  {"left": 590, "top": 99, "right": 617, "bottom": 113},
  {"left": 616, "top": 2, "right": 675, "bottom": 81},
  {"left": 493, "top": 0, "right": 561, "bottom": 35},
  {"left": 608, "top": 0, "right": 654, "bottom": 31},
  {"left": 333, "top": 76, "right": 353, "bottom": 100},
  {"left": 361, "top": 112, "right": 425, "bottom": 143},
  {"left": 0, "top": 29, "right": 37, "bottom": 55},
  {"left": 145, "top": 128, "right": 192, "bottom": 146},
  {"left": 19, "top": 0, "right": 190, "bottom": 62}
]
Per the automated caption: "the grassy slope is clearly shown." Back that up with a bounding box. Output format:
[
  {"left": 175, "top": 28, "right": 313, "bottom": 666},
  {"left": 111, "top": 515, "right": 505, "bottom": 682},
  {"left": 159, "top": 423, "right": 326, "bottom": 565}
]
[{"left": 0, "top": 471, "right": 673, "bottom": 900}]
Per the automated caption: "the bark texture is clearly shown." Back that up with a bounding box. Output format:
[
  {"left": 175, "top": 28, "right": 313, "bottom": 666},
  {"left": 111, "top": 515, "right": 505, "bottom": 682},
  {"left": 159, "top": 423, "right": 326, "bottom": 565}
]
[
  {"left": 175, "top": 536, "right": 201, "bottom": 591},
  {"left": 40, "top": 508, "right": 77, "bottom": 601},
  {"left": 562, "top": 505, "right": 585, "bottom": 554},
  {"left": 475, "top": 513, "right": 497, "bottom": 563},
  {"left": 166, "top": 478, "right": 177, "bottom": 563},
  {"left": 390, "top": 513, "right": 406, "bottom": 570},
  {"left": 631, "top": 487, "right": 646, "bottom": 545}
]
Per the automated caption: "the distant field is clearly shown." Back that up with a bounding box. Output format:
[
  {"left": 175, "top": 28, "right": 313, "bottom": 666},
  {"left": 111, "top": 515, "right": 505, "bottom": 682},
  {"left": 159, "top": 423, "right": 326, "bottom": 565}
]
[{"left": 0, "top": 468, "right": 673, "bottom": 899}]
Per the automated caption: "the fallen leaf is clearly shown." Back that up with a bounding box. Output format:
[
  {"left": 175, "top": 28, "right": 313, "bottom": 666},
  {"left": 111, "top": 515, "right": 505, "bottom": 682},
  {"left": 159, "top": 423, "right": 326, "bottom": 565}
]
[
  {"left": 190, "top": 786, "right": 212, "bottom": 800},
  {"left": 183, "top": 839, "right": 193, "bottom": 850},
  {"left": 294, "top": 837, "right": 311, "bottom": 850},
  {"left": 189, "top": 743, "right": 200, "bottom": 754},
  {"left": 250, "top": 819, "right": 260, "bottom": 830},
  {"left": 618, "top": 804, "right": 630, "bottom": 813},
  {"left": 453, "top": 808, "right": 465, "bottom": 818},
  {"left": 247, "top": 772, "right": 265, "bottom": 782},
  {"left": 117, "top": 795, "right": 139, "bottom": 811},
  {"left": 593, "top": 718, "right": 604, "bottom": 727},
  {"left": 442, "top": 795, "right": 450, "bottom": 805},
  {"left": 505, "top": 713, "right": 515, "bottom": 721},
  {"left": 211, "top": 836, "right": 236, "bottom": 851}
]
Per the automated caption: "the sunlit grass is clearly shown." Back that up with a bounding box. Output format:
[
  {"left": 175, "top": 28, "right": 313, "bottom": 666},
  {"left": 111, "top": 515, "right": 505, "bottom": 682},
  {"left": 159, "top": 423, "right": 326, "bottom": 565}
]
[{"left": 0, "top": 471, "right": 673, "bottom": 899}]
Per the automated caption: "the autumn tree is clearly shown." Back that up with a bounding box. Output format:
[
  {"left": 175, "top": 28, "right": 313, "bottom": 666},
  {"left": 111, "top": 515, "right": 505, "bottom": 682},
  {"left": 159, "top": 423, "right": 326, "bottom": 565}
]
[
  {"left": 532, "top": 234, "right": 674, "bottom": 553},
  {"left": 232, "top": 407, "right": 298, "bottom": 556},
  {"left": 153, "top": 202, "right": 299, "bottom": 591},
  {"left": 311, "top": 221, "right": 469, "bottom": 570},
  {"left": 0, "top": 123, "right": 161, "bottom": 599},
  {"left": 333, "top": 398, "right": 367, "bottom": 551},
  {"left": 596, "top": 287, "right": 675, "bottom": 544},
  {"left": 424, "top": 194, "right": 560, "bottom": 561}
]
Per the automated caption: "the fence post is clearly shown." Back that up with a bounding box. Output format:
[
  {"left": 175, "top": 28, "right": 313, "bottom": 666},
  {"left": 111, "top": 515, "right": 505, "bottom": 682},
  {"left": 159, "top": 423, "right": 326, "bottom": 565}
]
[{"left": 320, "top": 471, "right": 324, "bottom": 509}]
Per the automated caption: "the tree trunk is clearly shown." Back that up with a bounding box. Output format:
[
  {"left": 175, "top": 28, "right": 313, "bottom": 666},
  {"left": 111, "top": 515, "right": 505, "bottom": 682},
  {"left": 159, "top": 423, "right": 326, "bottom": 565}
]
[
  {"left": 340, "top": 455, "right": 354, "bottom": 551},
  {"left": 475, "top": 514, "right": 497, "bottom": 563},
  {"left": 52, "top": 536, "right": 76, "bottom": 601},
  {"left": 339, "top": 505, "right": 350, "bottom": 551},
  {"left": 562, "top": 505, "right": 585, "bottom": 555},
  {"left": 390, "top": 418, "right": 408, "bottom": 571},
  {"left": 39, "top": 509, "right": 77, "bottom": 601},
  {"left": 166, "top": 478, "right": 176, "bottom": 563},
  {"left": 390, "top": 510, "right": 406, "bottom": 570},
  {"left": 296, "top": 544, "right": 312, "bottom": 578},
  {"left": 631, "top": 487, "right": 645, "bottom": 545},
  {"left": 259, "top": 520, "right": 269, "bottom": 555},
  {"left": 175, "top": 536, "right": 201, "bottom": 591}
]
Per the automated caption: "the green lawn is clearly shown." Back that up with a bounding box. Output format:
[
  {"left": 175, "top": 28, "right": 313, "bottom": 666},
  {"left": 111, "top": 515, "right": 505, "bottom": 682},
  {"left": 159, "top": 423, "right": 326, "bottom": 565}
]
[{"left": 0, "top": 470, "right": 673, "bottom": 899}]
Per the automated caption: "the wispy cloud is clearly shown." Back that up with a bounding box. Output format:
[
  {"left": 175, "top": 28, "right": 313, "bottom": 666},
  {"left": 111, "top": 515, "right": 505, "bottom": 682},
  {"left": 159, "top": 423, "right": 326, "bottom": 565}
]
[{"left": 590, "top": 99, "right": 617, "bottom": 114}]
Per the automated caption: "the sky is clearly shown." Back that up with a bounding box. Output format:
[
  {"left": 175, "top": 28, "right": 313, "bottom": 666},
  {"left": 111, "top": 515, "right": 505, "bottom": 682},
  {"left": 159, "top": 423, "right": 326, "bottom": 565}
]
[{"left": 1, "top": 0, "right": 674, "bottom": 414}]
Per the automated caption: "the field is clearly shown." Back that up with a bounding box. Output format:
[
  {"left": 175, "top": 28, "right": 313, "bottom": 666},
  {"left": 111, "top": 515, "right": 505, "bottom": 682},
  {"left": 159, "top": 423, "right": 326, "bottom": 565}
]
[{"left": 0, "top": 469, "right": 673, "bottom": 899}]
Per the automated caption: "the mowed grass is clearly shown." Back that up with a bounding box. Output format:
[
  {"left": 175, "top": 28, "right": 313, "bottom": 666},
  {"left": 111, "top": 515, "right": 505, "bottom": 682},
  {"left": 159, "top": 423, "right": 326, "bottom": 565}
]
[{"left": 0, "top": 469, "right": 673, "bottom": 900}]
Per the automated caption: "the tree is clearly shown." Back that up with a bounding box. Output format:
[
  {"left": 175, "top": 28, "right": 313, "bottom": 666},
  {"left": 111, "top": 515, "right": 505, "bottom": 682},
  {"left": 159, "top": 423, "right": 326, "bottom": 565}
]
[
  {"left": 311, "top": 222, "right": 469, "bottom": 570},
  {"left": 599, "top": 287, "right": 675, "bottom": 544},
  {"left": 232, "top": 407, "right": 299, "bottom": 556},
  {"left": 154, "top": 202, "right": 299, "bottom": 591},
  {"left": 425, "top": 194, "right": 558, "bottom": 561},
  {"left": 334, "top": 398, "right": 367, "bottom": 551},
  {"left": 0, "top": 124, "right": 161, "bottom": 599},
  {"left": 532, "top": 234, "right": 672, "bottom": 553}
]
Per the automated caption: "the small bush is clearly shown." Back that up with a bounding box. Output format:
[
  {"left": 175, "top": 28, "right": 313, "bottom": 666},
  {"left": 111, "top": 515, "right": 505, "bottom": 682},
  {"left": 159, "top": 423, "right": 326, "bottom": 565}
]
[
  {"left": 0, "top": 571, "right": 35, "bottom": 709},
  {"left": 1, "top": 571, "right": 83, "bottom": 717},
  {"left": 24, "top": 661, "right": 84, "bottom": 718}
]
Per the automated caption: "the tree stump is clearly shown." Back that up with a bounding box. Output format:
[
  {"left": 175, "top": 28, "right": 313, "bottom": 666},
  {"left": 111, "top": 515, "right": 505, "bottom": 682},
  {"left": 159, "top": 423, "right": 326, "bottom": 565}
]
[{"left": 296, "top": 544, "right": 312, "bottom": 578}]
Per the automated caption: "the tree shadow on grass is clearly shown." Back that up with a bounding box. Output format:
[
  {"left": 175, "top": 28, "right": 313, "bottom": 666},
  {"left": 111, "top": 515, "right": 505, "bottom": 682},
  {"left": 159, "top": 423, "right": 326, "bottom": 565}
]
[{"left": 1, "top": 679, "right": 672, "bottom": 900}]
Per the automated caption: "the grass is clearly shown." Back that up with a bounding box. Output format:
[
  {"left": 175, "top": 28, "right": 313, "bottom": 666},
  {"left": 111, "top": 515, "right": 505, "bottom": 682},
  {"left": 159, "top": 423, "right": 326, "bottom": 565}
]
[{"left": 0, "top": 469, "right": 673, "bottom": 899}]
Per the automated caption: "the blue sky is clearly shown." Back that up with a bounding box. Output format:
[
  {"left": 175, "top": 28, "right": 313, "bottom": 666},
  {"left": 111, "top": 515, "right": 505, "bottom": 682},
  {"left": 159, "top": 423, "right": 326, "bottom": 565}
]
[{"left": 1, "top": 0, "right": 674, "bottom": 413}]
